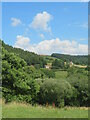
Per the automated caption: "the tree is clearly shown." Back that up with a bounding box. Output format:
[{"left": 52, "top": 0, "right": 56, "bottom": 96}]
[
  {"left": 38, "top": 79, "right": 73, "bottom": 107},
  {"left": 2, "top": 41, "right": 47, "bottom": 68},
  {"left": 2, "top": 47, "right": 40, "bottom": 103},
  {"left": 52, "top": 59, "right": 64, "bottom": 69},
  {"left": 41, "top": 68, "right": 55, "bottom": 78}
]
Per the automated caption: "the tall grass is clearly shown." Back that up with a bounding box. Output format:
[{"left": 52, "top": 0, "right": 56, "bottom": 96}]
[{"left": 2, "top": 102, "right": 88, "bottom": 118}]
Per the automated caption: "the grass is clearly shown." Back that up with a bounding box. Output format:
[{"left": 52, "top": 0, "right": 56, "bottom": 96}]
[
  {"left": 55, "top": 70, "right": 67, "bottom": 79},
  {"left": 73, "top": 64, "right": 87, "bottom": 68},
  {"left": 42, "top": 55, "right": 60, "bottom": 63},
  {"left": 2, "top": 102, "right": 88, "bottom": 118},
  {"left": 0, "top": 99, "right": 2, "bottom": 119}
]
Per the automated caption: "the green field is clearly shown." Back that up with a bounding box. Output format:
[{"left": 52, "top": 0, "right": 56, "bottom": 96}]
[
  {"left": 55, "top": 70, "right": 67, "bottom": 79},
  {"left": 43, "top": 55, "right": 57, "bottom": 63},
  {"left": 2, "top": 102, "right": 88, "bottom": 118}
]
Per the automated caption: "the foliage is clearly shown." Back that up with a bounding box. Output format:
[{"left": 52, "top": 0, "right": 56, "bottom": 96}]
[
  {"left": 2, "top": 47, "right": 40, "bottom": 103},
  {"left": 2, "top": 41, "right": 47, "bottom": 68},
  {"left": 23, "top": 66, "right": 45, "bottom": 79},
  {"left": 38, "top": 79, "right": 74, "bottom": 107},
  {"left": 67, "top": 67, "right": 89, "bottom": 106},
  {"left": 67, "top": 66, "right": 88, "bottom": 77},
  {"left": 52, "top": 59, "right": 64, "bottom": 69},
  {"left": 1, "top": 40, "right": 89, "bottom": 107},
  {"left": 51, "top": 53, "right": 88, "bottom": 65},
  {"left": 40, "top": 68, "right": 55, "bottom": 78}
]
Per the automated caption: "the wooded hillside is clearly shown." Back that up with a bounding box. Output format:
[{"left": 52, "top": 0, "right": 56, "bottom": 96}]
[{"left": 51, "top": 53, "right": 88, "bottom": 65}]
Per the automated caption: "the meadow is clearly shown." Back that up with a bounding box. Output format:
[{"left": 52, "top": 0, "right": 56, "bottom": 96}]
[
  {"left": 2, "top": 102, "right": 88, "bottom": 118},
  {"left": 55, "top": 70, "right": 67, "bottom": 79}
]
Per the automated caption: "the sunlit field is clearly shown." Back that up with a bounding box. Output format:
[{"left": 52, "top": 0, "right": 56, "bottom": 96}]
[
  {"left": 55, "top": 70, "right": 67, "bottom": 79},
  {"left": 2, "top": 102, "right": 88, "bottom": 118}
]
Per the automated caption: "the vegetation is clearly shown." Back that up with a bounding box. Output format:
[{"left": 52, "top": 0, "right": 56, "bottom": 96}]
[
  {"left": 55, "top": 70, "right": 67, "bottom": 79},
  {"left": 51, "top": 53, "right": 88, "bottom": 65},
  {"left": 2, "top": 41, "right": 47, "bottom": 68},
  {"left": 0, "top": 40, "right": 1, "bottom": 99},
  {"left": 1, "top": 40, "right": 89, "bottom": 118},
  {"left": 38, "top": 78, "right": 74, "bottom": 107},
  {"left": 52, "top": 59, "right": 64, "bottom": 69},
  {"left": 40, "top": 68, "right": 55, "bottom": 78},
  {"left": 2, "top": 46, "right": 40, "bottom": 103},
  {"left": 2, "top": 102, "right": 88, "bottom": 118},
  {"left": 67, "top": 67, "right": 89, "bottom": 106}
]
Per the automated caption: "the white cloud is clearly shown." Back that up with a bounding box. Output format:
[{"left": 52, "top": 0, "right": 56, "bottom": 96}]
[
  {"left": 14, "top": 35, "right": 88, "bottom": 55},
  {"left": 14, "top": 35, "right": 30, "bottom": 49},
  {"left": 30, "top": 11, "right": 52, "bottom": 32},
  {"left": 11, "top": 18, "right": 22, "bottom": 26},
  {"left": 40, "top": 34, "right": 44, "bottom": 39},
  {"left": 78, "top": 44, "right": 88, "bottom": 54}
]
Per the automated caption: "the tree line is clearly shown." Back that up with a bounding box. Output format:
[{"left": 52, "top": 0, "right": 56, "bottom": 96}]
[{"left": 51, "top": 53, "right": 88, "bottom": 65}]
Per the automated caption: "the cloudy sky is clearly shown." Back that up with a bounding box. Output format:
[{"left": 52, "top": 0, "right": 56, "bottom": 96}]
[{"left": 2, "top": 2, "right": 88, "bottom": 55}]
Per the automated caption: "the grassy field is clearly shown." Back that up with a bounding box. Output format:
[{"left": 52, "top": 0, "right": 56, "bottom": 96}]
[
  {"left": 2, "top": 102, "right": 88, "bottom": 118},
  {"left": 42, "top": 55, "right": 57, "bottom": 63},
  {"left": 55, "top": 70, "right": 67, "bottom": 79}
]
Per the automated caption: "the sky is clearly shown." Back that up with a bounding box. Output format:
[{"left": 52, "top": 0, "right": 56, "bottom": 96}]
[
  {"left": 1, "top": 0, "right": 89, "bottom": 2},
  {"left": 2, "top": 2, "right": 88, "bottom": 55}
]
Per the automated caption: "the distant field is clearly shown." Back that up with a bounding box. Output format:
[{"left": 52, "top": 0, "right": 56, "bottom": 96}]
[
  {"left": 55, "top": 70, "right": 67, "bottom": 79},
  {"left": 73, "top": 64, "right": 87, "bottom": 68},
  {"left": 2, "top": 102, "right": 88, "bottom": 118},
  {"left": 42, "top": 55, "right": 58, "bottom": 63}
]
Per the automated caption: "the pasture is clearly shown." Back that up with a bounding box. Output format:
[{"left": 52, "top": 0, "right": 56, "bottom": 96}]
[
  {"left": 2, "top": 102, "right": 88, "bottom": 118},
  {"left": 55, "top": 70, "right": 67, "bottom": 79}
]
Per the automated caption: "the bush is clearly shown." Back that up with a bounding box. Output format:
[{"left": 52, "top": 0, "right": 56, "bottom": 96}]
[
  {"left": 52, "top": 59, "right": 64, "bottom": 69},
  {"left": 41, "top": 68, "right": 55, "bottom": 78},
  {"left": 38, "top": 79, "right": 73, "bottom": 107},
  {"left": 67, "top": 75, "right": 88, "bottom": 106}
]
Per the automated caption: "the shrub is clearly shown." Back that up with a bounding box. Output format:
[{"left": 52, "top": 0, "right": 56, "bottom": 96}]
[
  {"left": 41, "top": 68, "right": 55, "bottom": 78},
  {"left": 67, "top": 75, "right": 88, "bottom": 106},
  {"left": 38, "top": 79, "right": 73, "bottom": 107}
]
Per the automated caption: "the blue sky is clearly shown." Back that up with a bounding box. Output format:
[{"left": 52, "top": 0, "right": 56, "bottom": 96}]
[{"left": 2, "top": 2, "right": 88, "bottom": 55}]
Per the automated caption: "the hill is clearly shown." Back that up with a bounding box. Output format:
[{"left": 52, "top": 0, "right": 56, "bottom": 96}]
[
  {"left": 51, "top": 53, "right": 88, "bottom": 65},
  {"left": 2, "top": 41, "right": 47, "bottom": 68},
  {"left": 2, "top": 40, "right": 88, "bottom": 67}
]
